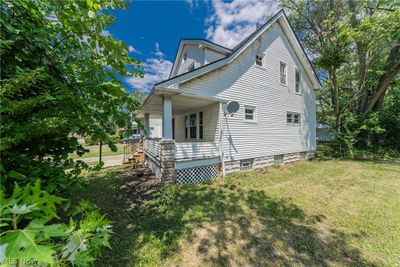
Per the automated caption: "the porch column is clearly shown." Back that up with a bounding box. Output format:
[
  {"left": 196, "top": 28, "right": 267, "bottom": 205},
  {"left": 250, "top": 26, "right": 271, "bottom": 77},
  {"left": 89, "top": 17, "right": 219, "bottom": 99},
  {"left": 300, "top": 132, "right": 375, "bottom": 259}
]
[
  {"left": 162, "top": 96, "right": 173, "bottom": 140},
  {"left": 144, "top": 113, "right": 150, "bottom": 138}
]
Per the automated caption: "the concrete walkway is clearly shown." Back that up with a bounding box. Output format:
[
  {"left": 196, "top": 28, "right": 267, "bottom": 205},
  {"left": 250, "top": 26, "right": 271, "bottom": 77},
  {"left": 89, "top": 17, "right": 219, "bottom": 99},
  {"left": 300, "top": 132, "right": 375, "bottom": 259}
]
[{"left": 81, "top": 155, "right": 124, "bottom": 167}]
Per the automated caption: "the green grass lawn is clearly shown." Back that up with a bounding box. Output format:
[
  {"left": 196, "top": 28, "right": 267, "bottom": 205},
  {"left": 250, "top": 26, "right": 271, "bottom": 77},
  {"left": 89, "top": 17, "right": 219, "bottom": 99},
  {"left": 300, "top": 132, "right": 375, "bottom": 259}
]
[
  {"left": 73, "top": 160, "right": 400, "bottom": 266},
  {"left": 70, "top": 143, "right": 125, "bottom": 159}
]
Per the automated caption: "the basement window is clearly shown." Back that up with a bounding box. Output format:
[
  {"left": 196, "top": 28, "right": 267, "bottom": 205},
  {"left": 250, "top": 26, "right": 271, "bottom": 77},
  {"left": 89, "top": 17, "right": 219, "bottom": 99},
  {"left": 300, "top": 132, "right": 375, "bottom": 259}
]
[
  {"left": 240, "top": 159, "right": 254, "bottom": 170},
  {"left": 274, "top": 155, "right": 284, "bottom": 165}
]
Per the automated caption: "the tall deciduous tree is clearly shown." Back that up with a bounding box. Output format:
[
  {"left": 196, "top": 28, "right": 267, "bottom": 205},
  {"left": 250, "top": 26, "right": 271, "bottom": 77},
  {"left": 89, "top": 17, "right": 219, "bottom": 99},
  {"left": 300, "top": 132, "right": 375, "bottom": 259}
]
[
  {"left": 347, "top": 0, "right": 400, "bottom": 112},
  {"left": 0, "top": 1, "right": 143, "bottom": 264},
  {"left": 283, "top": 0, "right": 351, "bottom": 133},
  {"left": 0, "top": 0, "right": 143, "bottom": 190},
  {"left": 283, "top": 0, "right": 400, "bottom": 137}
]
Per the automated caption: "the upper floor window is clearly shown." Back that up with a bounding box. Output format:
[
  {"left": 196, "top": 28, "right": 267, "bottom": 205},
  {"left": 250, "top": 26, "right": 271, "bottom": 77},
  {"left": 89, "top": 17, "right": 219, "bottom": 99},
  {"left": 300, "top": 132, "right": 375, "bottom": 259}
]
[
  {"left": 183, "top": 52, "right": 187, "bottom": 61},
  {"left": 295, "top": 68, "right": 301, "bottom": 93},
  {"left": 255, "top": 54, "right": 263, "bottom": 67},
  {"left": 287, "top": 112, "right": 300, "bottom": 125},
  {"left": 280, "top": 62, "right": 287, "bottom": 85},
  {"left": 244, "top": 106, "right": 256, "bottom": 121}
]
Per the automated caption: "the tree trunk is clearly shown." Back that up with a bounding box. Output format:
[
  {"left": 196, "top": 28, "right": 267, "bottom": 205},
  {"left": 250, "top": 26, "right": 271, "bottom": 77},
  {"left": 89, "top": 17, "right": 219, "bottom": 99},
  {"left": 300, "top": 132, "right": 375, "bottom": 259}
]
[
  {"left": 348, "top": 0, "right": 369, "bottom": 113},
  {"left": 330, "top": 67, "right": 341, "bottom": 133},
  {"left": 366, "top": 42, "right": 400, "bottom": 112}
]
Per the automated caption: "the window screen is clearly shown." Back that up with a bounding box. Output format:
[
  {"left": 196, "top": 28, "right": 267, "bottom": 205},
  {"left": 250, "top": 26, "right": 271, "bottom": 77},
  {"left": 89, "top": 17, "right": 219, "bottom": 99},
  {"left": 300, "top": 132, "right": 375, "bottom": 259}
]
[
  {"left": 256, "top": 54, "right": 263, "bottom": 66},
  {"left": 280, "top": 62, "right": 287, "bottom": 84},
  {"left": 245, "top": 106, "right": 255, "bottom": 121},
  {"left": 190, "top": 113, "right": 196, "bottom": 139},
  {"left": 295, "top": 69, "right": 301, "bottom": 93}
]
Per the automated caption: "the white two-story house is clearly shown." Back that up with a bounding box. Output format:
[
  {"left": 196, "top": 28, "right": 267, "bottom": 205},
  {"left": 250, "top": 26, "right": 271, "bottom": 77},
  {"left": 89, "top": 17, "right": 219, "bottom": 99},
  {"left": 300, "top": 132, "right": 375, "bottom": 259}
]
[{"left": 140, "top": 10, "right": 321, "bottom": 184}]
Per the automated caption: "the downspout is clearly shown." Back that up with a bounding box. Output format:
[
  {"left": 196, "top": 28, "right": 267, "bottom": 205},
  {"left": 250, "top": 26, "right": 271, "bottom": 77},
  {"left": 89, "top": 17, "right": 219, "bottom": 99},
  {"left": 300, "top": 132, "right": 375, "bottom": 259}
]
[{"left": 219, "top": 102, "right": 225, "bottom": 179}]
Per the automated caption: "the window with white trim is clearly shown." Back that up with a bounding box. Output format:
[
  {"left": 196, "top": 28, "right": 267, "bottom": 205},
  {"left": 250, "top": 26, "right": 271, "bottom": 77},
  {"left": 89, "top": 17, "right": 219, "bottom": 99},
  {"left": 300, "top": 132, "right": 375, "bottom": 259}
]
[
  {"left": 286, "top": 112, "right": 301, "bottom": 125},
  {"left": 295, "top": 68, "right": 301, "bottom": 93},
  {"left": 255, "top": 54, "right": 263, "bottom": 67},
  {"left": 185, "top": 112, "right": 204, "bottom": 139},
  {"left": 280, "top": 62, "right": 287, "bottom": 85},
  {"left": 187, "top": 62, "right": 195, "bottom": 72},
  {"left": 244, "top": 106, "right": 256, "bottom": 121}
]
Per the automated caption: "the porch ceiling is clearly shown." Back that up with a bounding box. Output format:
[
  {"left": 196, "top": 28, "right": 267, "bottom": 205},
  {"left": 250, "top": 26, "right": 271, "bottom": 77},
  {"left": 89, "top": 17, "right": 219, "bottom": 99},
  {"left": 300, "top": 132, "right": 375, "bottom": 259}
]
[{"left": 141, "top": 94, "right": 223, "bottom": 116}]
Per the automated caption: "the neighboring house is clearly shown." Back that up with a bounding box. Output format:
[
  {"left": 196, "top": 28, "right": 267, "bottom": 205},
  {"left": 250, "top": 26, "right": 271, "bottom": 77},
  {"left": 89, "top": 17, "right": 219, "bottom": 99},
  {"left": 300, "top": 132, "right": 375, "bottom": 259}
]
[
  {"left": 140, "top": 10, "right": 321, "bottom": 184},
  {"left": 316, "top": 124, "right": 335, "bottom": 142}
]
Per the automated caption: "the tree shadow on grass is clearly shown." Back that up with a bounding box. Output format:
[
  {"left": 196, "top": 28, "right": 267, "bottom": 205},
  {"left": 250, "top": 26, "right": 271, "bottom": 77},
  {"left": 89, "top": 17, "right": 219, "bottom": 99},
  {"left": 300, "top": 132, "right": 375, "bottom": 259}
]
[
  {"left": 194, "top": 188, "right": 376, "bottom": 266},
  {"left": 73, "top": 166, "right": 377, "bottom": 267}
]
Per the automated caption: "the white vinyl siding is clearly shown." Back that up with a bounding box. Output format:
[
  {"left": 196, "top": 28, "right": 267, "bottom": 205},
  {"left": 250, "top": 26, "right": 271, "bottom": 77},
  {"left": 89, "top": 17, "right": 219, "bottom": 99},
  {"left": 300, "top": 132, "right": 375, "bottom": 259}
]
[{"left": 178, "top": 22, "right": 316, "bottom": 161}]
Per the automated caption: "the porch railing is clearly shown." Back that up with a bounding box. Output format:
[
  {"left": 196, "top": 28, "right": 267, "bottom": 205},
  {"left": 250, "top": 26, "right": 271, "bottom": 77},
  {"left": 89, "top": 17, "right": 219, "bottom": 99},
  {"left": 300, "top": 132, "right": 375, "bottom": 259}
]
[{"left": 143, "top": 138, "right": 161, "bottom": 162}]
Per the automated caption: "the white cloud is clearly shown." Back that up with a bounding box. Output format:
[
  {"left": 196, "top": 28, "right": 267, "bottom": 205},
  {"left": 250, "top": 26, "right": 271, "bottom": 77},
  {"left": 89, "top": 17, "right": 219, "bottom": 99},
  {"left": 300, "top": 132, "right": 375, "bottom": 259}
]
[
  {"left": 125, "top": 43, "right": 173, "bottom": 94},
  {"left": 205, "top": 0, "right": 280, "bottom": 48},
  {"left": 185, "top": 0, "right": 194, "bottom": 8},
  {"left": 128, "top": 45, "right": 142, "bottom": 54},
  {"left": 100, "top": 30, "right": 112, "bottom": 37},
  {"left": 185, "top": 0, "right": 204, "bottom": 10},
  {"left": 154, "top": 42, "right": 164, "bottom": 57}
]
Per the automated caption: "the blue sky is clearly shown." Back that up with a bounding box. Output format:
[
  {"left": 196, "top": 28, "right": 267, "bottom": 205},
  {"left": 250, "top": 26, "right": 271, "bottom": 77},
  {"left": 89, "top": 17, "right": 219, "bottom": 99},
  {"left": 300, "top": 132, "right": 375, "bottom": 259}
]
[{"left": 104, "top": 0, "right": 280, "bottom": 94}]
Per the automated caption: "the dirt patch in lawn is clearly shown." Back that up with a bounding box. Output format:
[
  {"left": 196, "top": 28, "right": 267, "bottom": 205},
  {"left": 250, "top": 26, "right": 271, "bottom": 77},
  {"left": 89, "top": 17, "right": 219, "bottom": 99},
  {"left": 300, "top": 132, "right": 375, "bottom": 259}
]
[{"left": 117, "top": 165, "right": 162, "bottom": 207}]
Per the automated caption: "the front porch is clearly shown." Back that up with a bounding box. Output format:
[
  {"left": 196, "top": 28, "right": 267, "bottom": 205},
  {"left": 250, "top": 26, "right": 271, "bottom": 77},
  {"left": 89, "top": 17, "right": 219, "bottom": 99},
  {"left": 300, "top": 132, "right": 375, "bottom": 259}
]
[{"left": 140, "top": 90, "right": 226, "bottom": 184}]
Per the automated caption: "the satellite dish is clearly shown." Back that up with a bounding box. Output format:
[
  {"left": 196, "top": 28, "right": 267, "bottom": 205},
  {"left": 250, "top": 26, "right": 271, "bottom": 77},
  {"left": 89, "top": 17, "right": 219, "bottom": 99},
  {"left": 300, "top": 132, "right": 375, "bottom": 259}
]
[{"left": 226, "top": 101, "right": 239, "bottom": 114}]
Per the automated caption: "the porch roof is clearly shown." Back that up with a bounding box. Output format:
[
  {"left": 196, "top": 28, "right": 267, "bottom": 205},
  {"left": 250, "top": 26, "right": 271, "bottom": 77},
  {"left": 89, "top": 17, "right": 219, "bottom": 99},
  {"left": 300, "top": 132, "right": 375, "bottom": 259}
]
[{"left": 140, "top": 87, "right": 227, "bottom": 116}]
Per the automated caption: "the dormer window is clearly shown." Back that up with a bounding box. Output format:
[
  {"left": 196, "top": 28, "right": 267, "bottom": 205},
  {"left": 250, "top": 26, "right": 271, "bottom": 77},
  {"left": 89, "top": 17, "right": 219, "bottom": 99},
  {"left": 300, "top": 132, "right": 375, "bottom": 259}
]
[
  {"left": 256, "top": 54, "right": 263, "bottom": 67},
  {"left": 183, "top": 52, "right": 187, "bottom": 61},
  {"left": 187, "top": 62, "right": 195, "bottom": 72}
]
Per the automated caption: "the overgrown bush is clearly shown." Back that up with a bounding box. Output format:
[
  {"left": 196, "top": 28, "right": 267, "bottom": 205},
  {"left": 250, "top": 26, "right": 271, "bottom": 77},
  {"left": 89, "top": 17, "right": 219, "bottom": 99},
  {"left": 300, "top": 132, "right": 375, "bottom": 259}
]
[
  {"left": 0, "top": 180, "right": 112, "bottom": 266},
  {"left": 0, "top": 0, "right": 142, "bottom": 265}
]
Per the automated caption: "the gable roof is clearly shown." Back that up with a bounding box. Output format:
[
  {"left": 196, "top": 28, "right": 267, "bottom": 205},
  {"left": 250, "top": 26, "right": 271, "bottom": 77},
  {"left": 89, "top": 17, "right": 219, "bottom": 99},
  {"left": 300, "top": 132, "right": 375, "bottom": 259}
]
[
  {"left": 145, "top": 10, "right": 321, "bottom": 105},
  {"left": 169, "top": 38, "right": 232, "bottom": 78}
]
